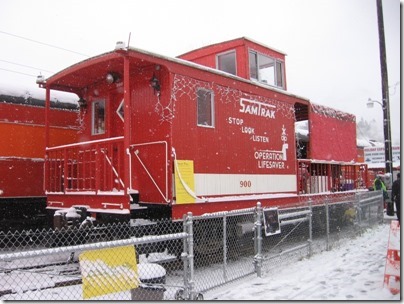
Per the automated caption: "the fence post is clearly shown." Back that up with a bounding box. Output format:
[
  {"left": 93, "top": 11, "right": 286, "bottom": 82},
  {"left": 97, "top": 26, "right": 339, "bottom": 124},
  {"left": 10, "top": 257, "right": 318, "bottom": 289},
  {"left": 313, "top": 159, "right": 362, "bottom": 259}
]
[
  {"left": 308, "top": 198, "right": 313, "bottom": 257},
  {"left": 180, "top": 214, "right": 190, "bottom": 300},
  {"left": 223, "top": 214, "right": 228, "bottom": 282},
  {"left": 325, "top": 196, "right": 330, "bottom": 251},
  {"left": 178, "top": 212, "right": 196, "bottom": 301},
  {"left": 378, "top": 191, "right": 384, "bottom": 224},
  {"left": 186, "top": 212, "right": 196, "bottom": 300},
  {"left": 354, "top": 192, "right": 362, "bottom": 235},
  {"left": 253, "top": 201, "right": 263, "bottom": 277}
]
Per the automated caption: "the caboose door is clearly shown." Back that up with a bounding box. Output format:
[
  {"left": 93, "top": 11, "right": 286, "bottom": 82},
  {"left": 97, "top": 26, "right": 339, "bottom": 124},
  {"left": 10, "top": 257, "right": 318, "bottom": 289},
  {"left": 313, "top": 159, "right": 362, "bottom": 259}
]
[{"left": 129, "top": 69, "right": 172, "bottom": 205}]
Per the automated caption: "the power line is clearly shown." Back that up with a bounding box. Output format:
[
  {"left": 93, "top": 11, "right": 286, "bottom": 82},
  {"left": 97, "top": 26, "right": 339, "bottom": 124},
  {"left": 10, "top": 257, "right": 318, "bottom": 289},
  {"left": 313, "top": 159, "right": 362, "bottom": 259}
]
[
  {"left": 0, "top": 59, "right": 54, "bottom": 74},
  {"left": 389, "top": 81, "right": 400, "bottom": 96},
  {"left": 0, "top": 30, "right": 90, "bottom": 57},
  {"left": 0, "top": 67, "right": 38, "bottom": 78}
]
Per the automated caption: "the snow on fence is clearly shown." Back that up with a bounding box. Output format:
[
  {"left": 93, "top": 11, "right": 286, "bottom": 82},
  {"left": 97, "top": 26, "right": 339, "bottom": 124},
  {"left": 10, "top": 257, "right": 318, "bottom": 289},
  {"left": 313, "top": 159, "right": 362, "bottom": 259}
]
[{"left": 0, "top": 191, "right": 383, "bottom": 300}]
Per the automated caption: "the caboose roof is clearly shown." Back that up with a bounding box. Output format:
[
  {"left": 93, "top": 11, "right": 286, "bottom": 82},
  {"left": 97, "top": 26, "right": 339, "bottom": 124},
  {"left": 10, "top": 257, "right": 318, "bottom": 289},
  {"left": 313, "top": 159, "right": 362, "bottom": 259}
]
[
  {"left": 44, "top": 43, "right": 308, "bottom": 102},
  {"left": 43, "top": 50, "right": 121, "bottom": 94},
  {"left": 178, "top": 36, "right": 287, "bottom": 58}
]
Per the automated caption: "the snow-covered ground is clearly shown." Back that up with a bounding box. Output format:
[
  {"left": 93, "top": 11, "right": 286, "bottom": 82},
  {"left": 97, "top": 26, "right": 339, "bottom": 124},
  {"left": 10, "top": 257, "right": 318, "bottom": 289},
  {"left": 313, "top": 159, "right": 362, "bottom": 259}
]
[{"left": 205, "top": 218, "right": 401, "bottom": 301}]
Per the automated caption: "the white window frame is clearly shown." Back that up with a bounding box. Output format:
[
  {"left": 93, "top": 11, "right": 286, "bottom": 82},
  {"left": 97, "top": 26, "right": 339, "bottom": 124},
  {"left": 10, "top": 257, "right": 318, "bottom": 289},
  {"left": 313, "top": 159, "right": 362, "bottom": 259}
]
[
  {"left": 216, "top": 50, "right": 237, "bottom": 76},
  {"left": 249, "top": 50, "right": 284, "bottom": 89},
  {"left": 197, "top": 88, "right": 215, "bottom": 128},
  {"left": 92, "top": 99, "right": 106, "bottom": 135}
]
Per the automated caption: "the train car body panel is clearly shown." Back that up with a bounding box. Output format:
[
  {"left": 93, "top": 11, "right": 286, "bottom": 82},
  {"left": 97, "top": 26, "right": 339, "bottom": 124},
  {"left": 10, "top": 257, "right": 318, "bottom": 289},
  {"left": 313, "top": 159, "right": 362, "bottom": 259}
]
[
  {"left": 0, "top": 157, "right": 44, "bottom": 197},
  {"left": 0, "top": 102, "right": 80, "bottom": 198},
  {"left": 309, "top": 103, "right": 357, "bottom": 161},
  {"left": 170, "top": 73, "right": 298, "bottom": 196},
  {"left": 0, "top": 95, "right": 80, "bottom": 230},
  {"left": 0, "top": 103, "right": 79, "bottom": 158}
]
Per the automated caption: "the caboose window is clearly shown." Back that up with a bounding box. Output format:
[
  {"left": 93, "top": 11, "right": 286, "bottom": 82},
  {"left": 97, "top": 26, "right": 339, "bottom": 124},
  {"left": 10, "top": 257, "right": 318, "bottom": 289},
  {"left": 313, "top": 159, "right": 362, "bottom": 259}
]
[
  {"left": 197, "top": 88, "right": 214, "bottom": 127},
  {"left": 92, "top": 100, "right": 105, "bottom": 135},
  {"left": 249, "top": 50, "right": 284, "bottom": 89},
  {"left": 217, "top": 51, "right": 236, "bottom": 76}
]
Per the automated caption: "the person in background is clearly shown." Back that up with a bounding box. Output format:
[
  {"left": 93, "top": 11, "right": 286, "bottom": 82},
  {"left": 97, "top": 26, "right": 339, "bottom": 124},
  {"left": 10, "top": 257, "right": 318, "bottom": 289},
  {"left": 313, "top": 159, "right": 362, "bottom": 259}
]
[
  {"left": 373, "top": 175, "right": 388, "bottom": 201},
  {"left": 392, "top": 172, "right": 400, "bottom": 224}
]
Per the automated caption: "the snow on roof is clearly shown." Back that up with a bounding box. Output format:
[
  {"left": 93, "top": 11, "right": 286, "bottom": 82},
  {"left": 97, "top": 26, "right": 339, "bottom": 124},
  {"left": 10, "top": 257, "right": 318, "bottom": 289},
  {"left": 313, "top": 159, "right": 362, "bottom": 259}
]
[
  {"left": 311, "top": 103, "right": 355, "bottom": 122},
  {"left": 47, "top": 45, "right": 310, "bottom": 102},
  {"left": 178, "top": 36, "right": 287, "bottom": 57},
  {"left": 367, "top": 161, "right": 401, "bottom": 169},
  {"left": 0, "top": 81, "right": 78, "bottom": 104},
  {"left": 357, "top": 139, "right": 385, "bottom": 148},
  {"left": 128, "top": 46, "right": 308, "bottom": 101}
]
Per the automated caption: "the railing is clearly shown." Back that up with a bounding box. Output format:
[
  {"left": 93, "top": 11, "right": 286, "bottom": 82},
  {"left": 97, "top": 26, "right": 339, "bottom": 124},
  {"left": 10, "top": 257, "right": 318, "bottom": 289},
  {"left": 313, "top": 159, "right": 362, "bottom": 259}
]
[
  {"left": 297, "top": 160, "right": 368, "bottom": 194},
  {"left": 45, "top": 137, "right": 125, "bottom": 193}
]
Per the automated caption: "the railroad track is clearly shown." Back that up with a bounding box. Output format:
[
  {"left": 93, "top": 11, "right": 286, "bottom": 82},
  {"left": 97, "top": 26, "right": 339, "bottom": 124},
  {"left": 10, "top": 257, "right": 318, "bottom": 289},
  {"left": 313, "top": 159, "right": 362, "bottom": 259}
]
[
  {"left": 0, "top": 250, "right": 184, "bottom": 299},
  {"left": 0, "top": 259, "right": 82, "bottom": 297}
]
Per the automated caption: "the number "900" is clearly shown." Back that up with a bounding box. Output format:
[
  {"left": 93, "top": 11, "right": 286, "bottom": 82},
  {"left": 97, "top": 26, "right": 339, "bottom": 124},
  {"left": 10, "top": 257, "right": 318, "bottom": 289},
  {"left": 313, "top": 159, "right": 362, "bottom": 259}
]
[{"left": 240, "top": 180, "right": 252, "bottom": 188}]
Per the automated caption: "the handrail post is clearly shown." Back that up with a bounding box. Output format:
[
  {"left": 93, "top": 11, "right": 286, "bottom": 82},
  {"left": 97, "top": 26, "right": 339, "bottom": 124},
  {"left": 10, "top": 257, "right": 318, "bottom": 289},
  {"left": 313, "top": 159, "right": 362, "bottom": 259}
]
[
  {"left": 63, "top": 148, "right": 68, "bottom": 193},
  {"left": 95, "top": 144, "right": 100, "bottom": 193}
]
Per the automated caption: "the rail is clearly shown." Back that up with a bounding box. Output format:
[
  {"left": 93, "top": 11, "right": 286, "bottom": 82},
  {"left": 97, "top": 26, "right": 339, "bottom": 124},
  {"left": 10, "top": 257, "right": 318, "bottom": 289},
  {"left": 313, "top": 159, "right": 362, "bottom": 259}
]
[
  {"left": 130, "top": 141, "right": 170, "bottom": 203},
  {"left": 297, "top": 160, "right": 368, "bottom": 194},
  {"left": 45, "top": 137, "right": 125, "bottom": 193}
]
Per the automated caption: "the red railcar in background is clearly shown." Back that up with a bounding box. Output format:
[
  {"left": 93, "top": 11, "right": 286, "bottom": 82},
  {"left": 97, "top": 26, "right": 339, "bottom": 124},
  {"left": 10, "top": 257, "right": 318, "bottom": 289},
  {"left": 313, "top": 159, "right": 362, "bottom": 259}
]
[
  {"left": 0, "top": 93, "right": 80, "bottom": 230},
  {"left": 37, "top": 37, "right": 368, "bottom": 227}
]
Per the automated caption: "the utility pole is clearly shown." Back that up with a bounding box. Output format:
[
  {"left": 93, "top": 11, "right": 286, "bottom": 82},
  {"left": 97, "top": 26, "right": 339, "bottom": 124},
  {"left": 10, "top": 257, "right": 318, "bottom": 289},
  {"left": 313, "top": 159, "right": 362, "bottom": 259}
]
[{"left": 376, "top": 0, "right": 393, "bottom": 176}]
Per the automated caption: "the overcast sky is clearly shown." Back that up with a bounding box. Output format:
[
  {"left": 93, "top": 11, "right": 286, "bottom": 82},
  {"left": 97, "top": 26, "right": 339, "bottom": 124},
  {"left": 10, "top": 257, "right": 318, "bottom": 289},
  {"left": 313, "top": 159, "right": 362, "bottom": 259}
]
[{"left": 0, "top": 0, "right": 401, "bottom": 144}]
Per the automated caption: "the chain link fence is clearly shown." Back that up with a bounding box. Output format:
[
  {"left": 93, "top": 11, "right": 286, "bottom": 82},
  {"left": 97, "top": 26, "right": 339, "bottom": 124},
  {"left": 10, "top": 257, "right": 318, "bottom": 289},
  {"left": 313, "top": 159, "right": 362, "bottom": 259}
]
[
  {"left": 0, "top": 191, "right": 383, "bottom": 300},
  {"left": 0, "top": 219, "right": 194, "bottom": 300}
]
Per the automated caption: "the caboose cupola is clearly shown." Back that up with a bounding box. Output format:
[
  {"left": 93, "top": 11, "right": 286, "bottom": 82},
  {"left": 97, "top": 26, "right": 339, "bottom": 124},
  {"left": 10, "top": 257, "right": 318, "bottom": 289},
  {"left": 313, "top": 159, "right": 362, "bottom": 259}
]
[{"left": 178, "top": 37, "right": 287, "bottom": 91}]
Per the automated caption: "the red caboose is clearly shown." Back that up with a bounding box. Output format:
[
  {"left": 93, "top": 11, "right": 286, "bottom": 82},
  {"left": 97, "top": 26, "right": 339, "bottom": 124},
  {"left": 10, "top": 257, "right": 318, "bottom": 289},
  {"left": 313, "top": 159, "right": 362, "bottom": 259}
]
[{"left": 39, "top": 37, "right": 365, "bottom": 225}]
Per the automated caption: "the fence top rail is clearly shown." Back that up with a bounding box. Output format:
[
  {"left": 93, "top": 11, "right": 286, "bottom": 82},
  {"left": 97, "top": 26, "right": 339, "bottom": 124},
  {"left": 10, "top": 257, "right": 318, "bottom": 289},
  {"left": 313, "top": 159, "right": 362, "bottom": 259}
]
[
  {"left": 357, "top": 196, "right": 383, "bottom": 204},
  {"left": 279, "top": 209, "right": 311, "bottom": 220},
  {"left": 193, "top": 206, "right": 257, "bottom": 220},
  {"left": 0, "top": 232, "right": 187, "bottom": 262}
]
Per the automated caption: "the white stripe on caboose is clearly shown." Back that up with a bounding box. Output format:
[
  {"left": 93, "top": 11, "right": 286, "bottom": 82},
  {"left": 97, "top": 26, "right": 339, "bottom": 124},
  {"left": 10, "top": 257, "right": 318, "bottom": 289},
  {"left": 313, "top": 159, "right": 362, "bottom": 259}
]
[{"left": 193, "top": 173, "right": 296, "bottom": 196}]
